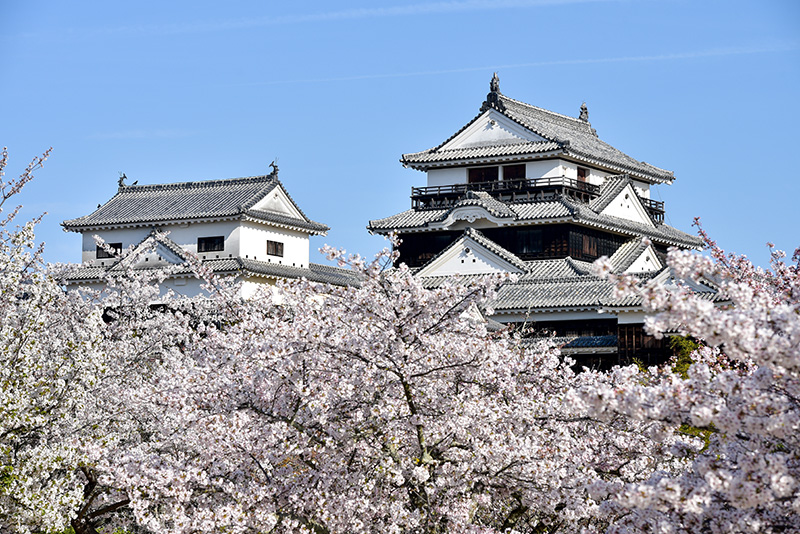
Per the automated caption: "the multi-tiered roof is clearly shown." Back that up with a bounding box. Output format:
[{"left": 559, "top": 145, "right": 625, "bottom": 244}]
[{"left": 369, "top": 75, "right": 715, "bottom": 364}]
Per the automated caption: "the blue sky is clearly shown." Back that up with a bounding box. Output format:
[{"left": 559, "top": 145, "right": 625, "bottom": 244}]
[{"left": 2, "top": 0, "right": 798, "bottom": 267}]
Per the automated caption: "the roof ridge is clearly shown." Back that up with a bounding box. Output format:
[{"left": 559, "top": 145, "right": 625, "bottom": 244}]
[
  {"left": 463, "top": 228, "right": 529, "bottom": 271},
  {"left": 119, "top": 174, "right": 275, "bottom": 193},
  {"left": 499, "top": 94, "right": 589, "bottom": 126}
]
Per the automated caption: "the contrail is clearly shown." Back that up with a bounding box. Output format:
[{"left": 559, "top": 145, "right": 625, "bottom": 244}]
[
  {"left": 13, "top": 0, "right": 641, "bottom": 39},
  {"left": 221, "top": 43, "right": 799, "bottom": 87}
]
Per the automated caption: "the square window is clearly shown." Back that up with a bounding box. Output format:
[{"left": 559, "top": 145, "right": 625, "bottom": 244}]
[
  {"left": 502, "top": 164, "right": 526, "bottom": 180},
  {"left": 96, "top": 242, "right": 122, "bottom": 259},
  {"left": 468, "top": 166, "right": 498, "bottom": 183},
  {"left": 267, "top": 240, "right": 284, "bottom": 257},
  {"left": 198, "top": 236, "right": 224, "bottom": 252}
]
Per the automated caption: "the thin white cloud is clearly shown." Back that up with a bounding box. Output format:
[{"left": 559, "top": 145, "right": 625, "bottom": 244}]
[
  {"left": 88, "top": 129, "right": 202, "bottom": 140},
  {"left": 222, "top": 42, "right": 800, "bottom": 87},
  {"left": 14, "top": 0, "right": 633, "bottom": 38}
]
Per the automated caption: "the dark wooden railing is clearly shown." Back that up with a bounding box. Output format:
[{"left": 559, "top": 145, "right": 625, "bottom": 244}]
[
  {"left": 411, "top": 176, "right": 600, "bottom": 210},
  {"left": 637, "top": 196, "right": 665, "bottom": 224},
  {"left": 410, "top": 174, "right": 666, "bottom": 223},
  {"left": 411, "top": 176, "right": 599, "bottom": 198}
]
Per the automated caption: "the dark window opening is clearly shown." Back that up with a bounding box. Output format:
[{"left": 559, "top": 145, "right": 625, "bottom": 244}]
[
  {"left": 267, "top": 240, "right": 284, "bottom": 257},
  {"left": 577, "top": 167, "right": 588, "bottom": 183},
  {"left": 198, "top": 236, "right": 224, "bottom": 252},
  {"left": 582, "top": 234, "right": 598, "bottom": 257},
  {"left": 468, "top": 166, "right": 498, "bottom": 183},
  {"left": 96, "top": 242, "right": 122, "bottom": 259},
  {"left": 502, "top": 164, "right": 526, "bottom": 180}
]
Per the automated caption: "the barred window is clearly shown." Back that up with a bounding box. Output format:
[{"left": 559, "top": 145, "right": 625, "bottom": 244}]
[
  {"left": 96, "top": 242, "right": 122, "bottom": 259},
  {"left": 198, "top": 236, "right": 224, "bottom": 252},
  {"left": 267, "top": 240, "right": 284, "bottom": 257}
]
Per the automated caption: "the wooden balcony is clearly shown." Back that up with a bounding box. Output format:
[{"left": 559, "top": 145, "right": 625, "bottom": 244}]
[
  {"left": 638, "top": 197, "right": 665, "bottom": 224},
  {"left": 411, "top": 176, "right": 601, "bottom": 210},
  {"left": 410, "top": 174, "right": 666, "bottom": 224}
]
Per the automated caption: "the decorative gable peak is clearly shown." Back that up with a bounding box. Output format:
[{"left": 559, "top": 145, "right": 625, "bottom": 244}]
[
  {"left": 416, "top": 228, "right": 526, "bottom": 278},
  {"left": 440, "top": 108, "right": 546, "bottom": 151},
  {"left": 579, "top": 102, "right": 589, "bottom": 122},
  {"left": 480, "top": 72, "right": 506, "bottom": 113}
]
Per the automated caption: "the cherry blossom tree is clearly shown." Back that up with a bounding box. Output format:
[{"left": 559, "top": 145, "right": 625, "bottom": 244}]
[
  {"left": 87, "top": 244, "right": 690, "bottom": 534},
  {"left": 0, "top": 147, "right": 101, "bottom": 533},
  {"left": 572, "top": 230, "right": 800, "bottom": 533}
]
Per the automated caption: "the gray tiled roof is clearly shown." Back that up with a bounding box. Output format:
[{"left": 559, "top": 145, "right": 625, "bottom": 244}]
[
  {"left": 498, "top": 95, "right": 674, "bottom": 183},
  {"left": 402, "top": 140, "right": 562, "bottom": 164},
  {"left": 62, "top": 174, "right": 328, "bottom": 235},
  {"left": 369, "top": 195, "right": 702, "bottom": 249},
  {"left": 453, "top": 191, "right": 517, "bottom": 218},
  {"left": 244, "top": 209, "right": 329, "bottom": 233},
  {"left": 563, "top": 198, "right": 702, "bottom": 248},
  {"left": 522, "top": 257, "right": 593, "bottom": 279},
  {"left": 493, "top": 277, "right": 614, "bottom": 311},
  {"left": 589, "top": 175, "right": 632, "bottom": 213},
  {"left": 63, "top": 257, "right": 359, "bottom": 287},
  {"left": 608, "top": 238, "right": 658, "bottom": 272},
  {"left": 402, "top": 92, "right": 673, "bottom": 184}
]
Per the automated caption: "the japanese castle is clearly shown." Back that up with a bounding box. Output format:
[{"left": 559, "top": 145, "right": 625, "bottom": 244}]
[
  {"left": 63, "top": 74, "right": 717, "bottom": 366},
  {"left": 369, "top": 74, "right": 716, "bottom": 367},
  {"left": 62, "top": 165, "right": 357, "bottom": 297}
]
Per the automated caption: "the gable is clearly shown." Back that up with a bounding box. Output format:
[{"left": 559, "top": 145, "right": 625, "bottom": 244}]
[
  {"left": 113, "top": 237, "right": 191, "bottom": 272},
  {"left": 598, "top": 183, "right": 655, "bottom": 227},
  {"left": 441, "top": 109, "right": 546, "bottom": 150},
  {"left": 625, "top": 245, "right": 662, "bottom": 273},
  {"left": 251, "top": 186, "right": 305, "bottom": 219},
  {"left": 416, "top": 235, "right": 525, "bottom": 277}
]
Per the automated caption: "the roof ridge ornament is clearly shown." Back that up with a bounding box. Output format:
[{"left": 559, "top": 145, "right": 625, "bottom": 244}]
[
  {"left": 269, "top": 160, "right": 279, "bottom": 177},
  {"left": 579, "top": 102, "right": 589, "bottom": 122},
  {"left": 480, "top": 72, "right": 506, "bottom": 113}
]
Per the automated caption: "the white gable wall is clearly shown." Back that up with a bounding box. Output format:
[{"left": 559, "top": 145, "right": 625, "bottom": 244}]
[
  {"left": 417, "top": 237, "right": 523, "bottom": 277},
  {"left": 251, "top": 187, "right": 305, "bottom": 219},
  {"left": 599, "top": 184, "right": 655, "bottom": 227},
  {"left": 441, "top": 110, "right": 545, "bottom": 150},
  {"left": 625, "top": 246, "right": 662, "bottom": 273}
]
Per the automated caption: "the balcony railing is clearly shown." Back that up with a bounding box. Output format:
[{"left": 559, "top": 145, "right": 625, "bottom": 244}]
[
  {"left": 410, "top": 174, "right": 666, "bottom": 224},
  {"left": 411, "top": 176, "right": 600, "bottom": 210},
  {"left": 638, "top": 196, "right": 665, "bottom": 224}
]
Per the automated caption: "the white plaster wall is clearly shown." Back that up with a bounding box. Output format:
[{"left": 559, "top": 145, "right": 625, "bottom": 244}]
[
  {"left": 526, "top": 160, "right": 564, "bottom": 179},
  {"left": 427, "top": 167, "right": 466, "bottom": 187},
  {"left": 626, "top": 247, "right": 660, "bottom": 273},
  {"left": 82, "top": 228, "right": 150, "bottom": 264},
  {"left": 559, "top": 161, "right": 608, "bottom": 185},
  {"left": 420, "top": 242, "right": 515, "bottom": 277},
  {"left": 81, "top": 220, "right": 242, "bottom": 264},
  {"left": 239, "top": 222, "right": 310, "bottom": 268},
  {"left": 601, "top": 186, "right": 652, "bottom": 226}
]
